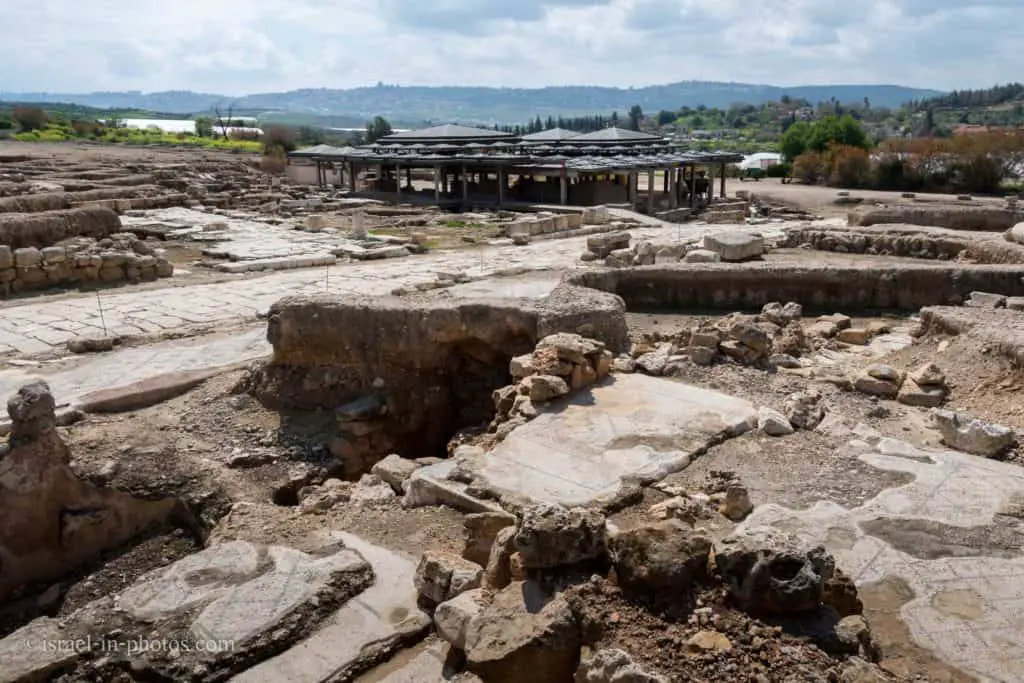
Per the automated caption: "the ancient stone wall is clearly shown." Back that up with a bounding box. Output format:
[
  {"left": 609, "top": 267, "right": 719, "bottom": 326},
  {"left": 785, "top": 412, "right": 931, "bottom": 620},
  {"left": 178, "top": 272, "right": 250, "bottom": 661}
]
[
  {"left": 241, "top": 285, "right": 628, "bottom": 473},
  {"left": 0, "top": 240, "right": 174, "bottom": 298},
  {"left": 782, "top": 224, "right": 1024, "bottom": 264},
  {"left": 0, "top": 206, "right": 121, "bottom": 248},
  {"left": 570, "top": 263, "right": 1024, "bottom": 312},
  {"left": 850, "top": 204, "right": 1023, "bottom": 232}
]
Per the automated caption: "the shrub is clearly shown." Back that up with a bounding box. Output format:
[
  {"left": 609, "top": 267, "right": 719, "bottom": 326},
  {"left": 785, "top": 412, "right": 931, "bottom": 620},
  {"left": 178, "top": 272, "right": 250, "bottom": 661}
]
[
  {"left": 828, "top": 145, "right": 872, "bottom": 188},
  {"left": 262, "top": 125, "right": 296, "bottom": 153},
  {"left": 260, "top": 146, "right": 288, "bottom": 174},
  {"left": 765, "top": 163, "right": 791, "bottom": 178},
  {"left": 12, "top": 106, "right": 48, "bottom": 132},
  {"left": 793, "top": 152, "right": 829, "bottom": 185}
]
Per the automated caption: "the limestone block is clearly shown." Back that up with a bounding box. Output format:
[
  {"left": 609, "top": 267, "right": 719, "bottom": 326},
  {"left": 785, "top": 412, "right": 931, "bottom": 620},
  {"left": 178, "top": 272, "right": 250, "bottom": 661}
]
[
  {"left": 41, "top": 246, "right": 66, "bottom": 264},
  {"left": 682, "top": 249, "right": 721, "bottom": 263},
  {"left": 966, "top": 291, "right": 1007, "bottom": 309},
  {"left": 931, "top": 409, "right": 1015, "bottom": 457},
  {"left": 435, "top": 588, "right": 486, "bottom": 650},
  {"left": 553, "top": 215, "right": 570, "bottom": 231},
  {"left": 702, "top": 231, "right": 764, "bottom": 262},
  {"left": 586, "top": 231, "right": 630, "bottom": 258},
  {"left": 605, "top": 248, "right": 635, "bottom": 268},
  {"left": 13, "top": 247, "right": 42, "bottom": 268},
  {"left": 0, "top": 245, "right": 13, "bottom": 269},
  {"left": 415, "top": 551, "right": 484, "bottom": 605},
  {"left": 566, "top": 213, "right": 583, "bottom": 229},
  {"left": 0, "top": 268, "right": 15, "bottom": 283}
]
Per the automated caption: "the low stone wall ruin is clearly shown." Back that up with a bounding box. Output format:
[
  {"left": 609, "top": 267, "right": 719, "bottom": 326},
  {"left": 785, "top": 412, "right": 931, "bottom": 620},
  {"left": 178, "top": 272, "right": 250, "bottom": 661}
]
[
  {"left": 0, "top": 237, "right": 174, "bottom": 297},
  {"left": 0, "top": 206, "right": 121, "bottom": 248},
  {"left": 240, "top": 284, "right": 628, "bottom": 476},
  {"left": 782, "top": 223, "right": 1024, "bottom": 264},
  {"left": 570, "top": 263, "right": 1024, "bottom": 312},
  {"left": 850, "top": 204, "right": 1023, "bottom": 232}
]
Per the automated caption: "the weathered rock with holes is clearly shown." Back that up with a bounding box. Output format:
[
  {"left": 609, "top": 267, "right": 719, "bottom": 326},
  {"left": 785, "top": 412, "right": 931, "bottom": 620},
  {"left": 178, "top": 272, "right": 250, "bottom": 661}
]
[
  {"left": 784, "top": 389, "right": 826, "bottom": 430},
  {"left": 414, "top": 551, "right": 484, "bottom": 606},
  {"left": 718, "top": 485, "right": 754, "bottom": 521},
  {"left": 715, "top": 527, "right": 836, "bottom": 615},
  {"left": 465, "top": 581, "right": 581, "bottom": 683},
  {"left": 574, "top": 648, "right": 668, "bottom": 683},
  {"left": 610, "top": 521, "right": 712, "bottom": 596},
  {"left": 931, "top": 409, "right": 1016, "bottom": 457},
  {"left": 298, "top": 479, "right": 354, "bottom": 514},
  {"left": 760, "top": 301, "right": 803, "bottom": 326},
  {"left": 514, "top": 505, "right": 608, "bottom": 569},
  {"left": 729, "top": 321, "right": 771, "bottom": 355}
]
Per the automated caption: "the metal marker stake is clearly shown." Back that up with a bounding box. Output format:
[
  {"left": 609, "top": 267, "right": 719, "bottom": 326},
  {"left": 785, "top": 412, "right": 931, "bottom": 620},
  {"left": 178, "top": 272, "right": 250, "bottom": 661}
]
[{"left": 96, "top": 291, "right": 108, "bottom": 336}]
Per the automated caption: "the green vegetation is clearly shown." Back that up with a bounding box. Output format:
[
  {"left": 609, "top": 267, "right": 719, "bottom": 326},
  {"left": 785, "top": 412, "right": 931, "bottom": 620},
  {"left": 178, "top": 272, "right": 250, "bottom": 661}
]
[
  {"left": 365, "top": 116, "right": 394, "bottom": 143},
  {"left": 780, "top": 115, "right": 870, "bottom": 162}
]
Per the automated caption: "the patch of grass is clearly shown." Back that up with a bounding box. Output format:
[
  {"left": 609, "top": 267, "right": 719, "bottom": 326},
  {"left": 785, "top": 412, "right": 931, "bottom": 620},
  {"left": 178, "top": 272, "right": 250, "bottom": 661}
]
[
  {"left": 444, "top": 220, "right": 467, "bottom": 228},
  {"left": 12, "top": 123, "right": 260, "bottom": 152}
]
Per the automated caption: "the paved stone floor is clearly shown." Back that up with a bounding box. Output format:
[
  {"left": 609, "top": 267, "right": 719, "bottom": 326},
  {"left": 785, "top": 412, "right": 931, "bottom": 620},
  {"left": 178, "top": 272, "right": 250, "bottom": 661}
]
[
  {"left": 0, "top": 328, "right": 269, "bottom": 407},
  {"left": 0, "top": 218, "right": 791, "bottom": 359},
  {"left": 744, "top": 436, "right": 1024, "bottom": 683}
]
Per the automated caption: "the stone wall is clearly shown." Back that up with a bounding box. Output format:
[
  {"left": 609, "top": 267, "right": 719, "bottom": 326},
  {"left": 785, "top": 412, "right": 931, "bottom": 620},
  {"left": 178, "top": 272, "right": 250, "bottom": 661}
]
[
  {"left": 570, "top": 263, "right": 1024, "bottom": 312},
  {"left": 850, "top": 204, "right": 1023, "bottom": 232},
  {"left": 506, "top": 213, "right": 584, "bottom": 238},
  {"left": 783, "top": 224, "right": 1024, "bottom": 264},
  {"left": 240, "top": 284, "right": 628, "bottom": 475},
  {"left": 0, "top": 206, "right": 121, "bottom": 248},
  {"left": 0, "top": 239, "right": 174, "bottom": 297}
]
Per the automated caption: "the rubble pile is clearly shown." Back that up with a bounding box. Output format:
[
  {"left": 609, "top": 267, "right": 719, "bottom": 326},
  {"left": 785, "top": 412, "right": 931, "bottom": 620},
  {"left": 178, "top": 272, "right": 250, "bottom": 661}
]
[
  {"left": 411, "top": 502, "right": 894, "bottom": 682},
  {"left": 488, "top": 332, "right": 614, "bottom": 439}
]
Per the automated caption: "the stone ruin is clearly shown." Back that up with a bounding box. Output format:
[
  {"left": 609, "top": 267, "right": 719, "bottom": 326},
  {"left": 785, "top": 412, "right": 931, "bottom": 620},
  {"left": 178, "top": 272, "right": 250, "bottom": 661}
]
[{"left": 0, "top": 381, "right": 201, "bottom": 602}]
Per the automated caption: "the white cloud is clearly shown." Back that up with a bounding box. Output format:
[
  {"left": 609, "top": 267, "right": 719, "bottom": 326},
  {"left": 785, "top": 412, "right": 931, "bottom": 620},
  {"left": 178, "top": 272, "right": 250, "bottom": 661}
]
[{"left": 1, "top": 0, "right": 1022, "bottom": 94}]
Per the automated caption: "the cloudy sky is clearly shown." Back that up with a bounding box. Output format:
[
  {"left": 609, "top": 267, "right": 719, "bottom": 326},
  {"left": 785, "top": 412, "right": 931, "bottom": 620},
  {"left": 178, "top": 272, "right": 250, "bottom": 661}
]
[{"left": 3, "top": 0, "right": 1021, "bottom": 94}]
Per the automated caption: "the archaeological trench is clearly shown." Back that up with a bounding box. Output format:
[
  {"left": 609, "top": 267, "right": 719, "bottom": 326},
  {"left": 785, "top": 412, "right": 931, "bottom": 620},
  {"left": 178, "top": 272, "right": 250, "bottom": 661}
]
[{"left": 3, "top": 147, "right": 1024, "bottom": 682}]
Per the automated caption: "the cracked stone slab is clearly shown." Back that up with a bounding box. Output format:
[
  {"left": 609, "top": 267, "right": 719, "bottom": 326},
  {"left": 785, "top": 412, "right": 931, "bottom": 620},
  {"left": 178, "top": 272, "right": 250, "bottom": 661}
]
[
  {"left": 231, "top": 533, "right": 431, "bottom": 683},
  {"left": 0, "top": 618, "right": 83, "bottom": 683},
  {"left": 408, "top": 374, "right": 757, "bottom": 510},
  {"left": 740, "top": 436, "right": 1024, "bottom": 683}
]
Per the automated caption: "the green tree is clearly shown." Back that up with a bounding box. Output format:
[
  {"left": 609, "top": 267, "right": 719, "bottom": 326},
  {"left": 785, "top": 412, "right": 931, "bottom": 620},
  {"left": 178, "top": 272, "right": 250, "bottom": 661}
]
[
  {"left": 365, "top": 116, "right": 393, "bottom": 143},
  {"left": 194, "top": 116, "right": 214, "bottom": 138},
  {"left": 781, "top": 120, "right": 811, "bottom": 161},
  {"left": 627, "top": 104, "right": 643, "bottom": 131},
  {"left": 656, "top": 110, "right": 677, "bottom": 126}
]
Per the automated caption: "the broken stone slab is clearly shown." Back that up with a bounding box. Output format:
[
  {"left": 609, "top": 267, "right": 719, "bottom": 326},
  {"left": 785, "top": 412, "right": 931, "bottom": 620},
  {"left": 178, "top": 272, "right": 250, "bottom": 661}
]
[
  {"left": 758, "top": 407, "right": 794, "bottom": 436},
  {"left": 966, "top": 291, "right": 1008, "bottom": 309},
  {"left": 0, "top": 617, "right": 83, "bottom": 683},
  {"left": 682, "top": 248, "right": 721, "bottom": 264},
  {"left": 604, "top": 248, "right": 635, "bottom": 268},
  {"left": 406, "top": 374, "right": 757, "bottom": 511},
  {"left": 760, "top": 301, "right": 803, "bottom": 326},
  {"left": 414, "top": 551, "right": 483, "bottom": 605},
  {"left": 465, "top": 581, "right": 581, "bottom": 683},
  {"left": 854, "top": 364, "right": 904, "bottom": 399},
  {"left": 897, "top": 379, "right": 946, "bottom": 408},
  {"left": 837, "top": 328, "right": 872, "bottom": 345},
  {"left": 702, "top": 231, "right": 764, "bottom": 262},
  {"left": 371, "top": 454, "right": 421, "bottom": 494},
  {"left": 369, "top": 640, "right": 456, "bottom": 683},
  {"left": 585, "top": 231, "right": 630, "bottom": 259},
  {"left": 352, "top": 245, "right": 412, "bottom": 261},
  {"left": 435, "top": 588, "right": 486, "bottom": 650},
  {"left": 931, "top": 409, "right": 1016, "bottom": 457},
  {"left": 66, "top": 336, "right": 118, "bottom": 354},
  {"left": 231, "top": 533, "right": 431, "bottom": 683},
  {"left": 463, "top": 512, "right": 517, "bottom": 566},
  {"left": 1008, "top": 297, "right": 1024, "bottom": 311}
]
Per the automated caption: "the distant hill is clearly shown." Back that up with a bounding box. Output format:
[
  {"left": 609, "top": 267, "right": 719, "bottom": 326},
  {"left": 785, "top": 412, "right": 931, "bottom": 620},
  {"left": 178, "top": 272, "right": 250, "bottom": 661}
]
[{"left": 2, "top": 81, "right": 944, "bottom": 124}]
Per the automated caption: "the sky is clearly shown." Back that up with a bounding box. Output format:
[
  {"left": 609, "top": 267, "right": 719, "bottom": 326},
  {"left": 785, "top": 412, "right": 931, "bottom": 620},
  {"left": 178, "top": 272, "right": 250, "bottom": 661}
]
[{"left": 3, "top": 0, "right": 1022, "bottom": 94}]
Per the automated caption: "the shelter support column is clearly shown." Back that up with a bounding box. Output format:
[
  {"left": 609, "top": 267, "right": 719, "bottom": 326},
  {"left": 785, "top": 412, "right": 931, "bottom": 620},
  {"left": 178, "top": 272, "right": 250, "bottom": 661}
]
[
  {"left": 498, "top": 166, "right": 505, "bottom": 206},
  {"left": 395, "top": 164, "right": 402, "bottom": 199},
  {"left": 720, "top": 163, "right": 726, "bottom": 198},
  {"left": 689, "top": 166, "right": 696, "bottom": 208},
  {"left": 433, "top": 165, "right": 441, "bottom": 201},
  {"left": 462, "top": 164, "right": 469, "bottom": 204},
  {"left": 668, "top": 167, "right": 677, "bottom": 209},
  {"left": 560, "top": 169, "right": 568, "bottom": 206},
  {"left": 708, "top": 165, "right": 715, "bottom": 201},
  {"left": 647, "top": 169, "right": 655, "bottom": 215},
  {"left": 662, "top": 169, "right": 669, "bottom": 194}
]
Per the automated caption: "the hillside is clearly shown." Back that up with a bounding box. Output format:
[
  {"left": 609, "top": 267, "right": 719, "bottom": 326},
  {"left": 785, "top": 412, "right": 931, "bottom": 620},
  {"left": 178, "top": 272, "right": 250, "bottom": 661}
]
[{"left": 2, "top": 81, "right": 943, "bottom": 124}]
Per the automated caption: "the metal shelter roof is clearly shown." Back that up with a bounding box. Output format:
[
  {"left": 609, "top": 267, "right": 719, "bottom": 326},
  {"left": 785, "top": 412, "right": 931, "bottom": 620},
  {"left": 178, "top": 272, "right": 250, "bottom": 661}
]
[
  {"left": 520, "top": 128, "right": 582, "bottom": 142},
  {"left": 377, "top": 124, "right": 516, "bottom": 144},
  {"left": 566, "top": 127, "right": 665, "bottom": 144}
]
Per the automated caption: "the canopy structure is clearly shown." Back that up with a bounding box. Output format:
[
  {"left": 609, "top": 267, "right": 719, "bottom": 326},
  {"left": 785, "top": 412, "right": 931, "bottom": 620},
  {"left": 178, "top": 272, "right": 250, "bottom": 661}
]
[{"left": 289, "top": 124, "right": 743, "bottom": 210}]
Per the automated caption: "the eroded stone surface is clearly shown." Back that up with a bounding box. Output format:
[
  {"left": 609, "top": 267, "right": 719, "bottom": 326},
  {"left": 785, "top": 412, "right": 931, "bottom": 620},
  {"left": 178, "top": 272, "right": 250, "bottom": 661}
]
[
  {"left": 740, "top": 436, "right": 1024, "bottom": 682},
  {"left": 407, "top": 374, "right": 757, "bottom": 510}
]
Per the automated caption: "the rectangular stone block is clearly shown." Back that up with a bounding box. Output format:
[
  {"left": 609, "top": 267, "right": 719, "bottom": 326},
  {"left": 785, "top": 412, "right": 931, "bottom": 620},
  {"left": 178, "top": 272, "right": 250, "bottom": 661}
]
[
  {"left": 13, "top": 247, "right": 42, "bottom": 268},
  {"left": 566, "top": 213, "right": 583, "bottom": 229},
  {"left": 702, "top": 231, "right": 765, "bottom": 262},
  {"left": 553, "top": 215, "right": 570, "bottom": 231},
  {"left": 0, "top": 246, "right": 11, "bottom": 269}
]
